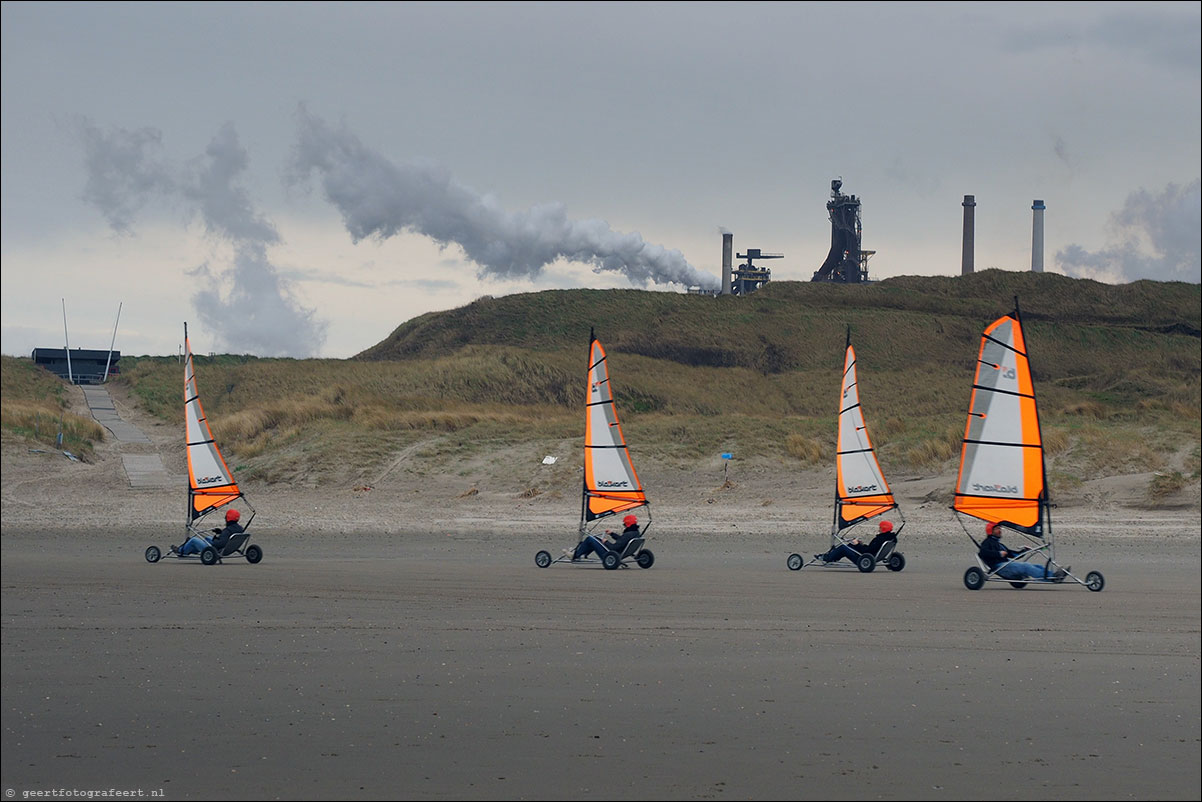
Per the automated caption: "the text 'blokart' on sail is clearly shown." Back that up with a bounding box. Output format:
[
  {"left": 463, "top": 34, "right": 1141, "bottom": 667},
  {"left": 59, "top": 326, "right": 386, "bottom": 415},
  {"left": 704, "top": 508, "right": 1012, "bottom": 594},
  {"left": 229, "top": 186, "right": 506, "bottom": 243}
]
[{"left": 536, "top": 330, "right": 654, "bottom": 570}]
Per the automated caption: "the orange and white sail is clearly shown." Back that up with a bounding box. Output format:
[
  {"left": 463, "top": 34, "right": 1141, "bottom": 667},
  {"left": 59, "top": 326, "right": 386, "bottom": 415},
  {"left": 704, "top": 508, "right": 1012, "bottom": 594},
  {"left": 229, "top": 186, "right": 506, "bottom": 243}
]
[
  {"left": 582, "top": 332, "right": 647, "bottom": 522},
  {"left": 184, "top": 325, "right": 241, "bottom": 521},
  {"left": 835, "top": 338, "right": 896, "bottom": 531},
  {"left": 953, "top": 308, "right": 1046, "bottom": 536}
]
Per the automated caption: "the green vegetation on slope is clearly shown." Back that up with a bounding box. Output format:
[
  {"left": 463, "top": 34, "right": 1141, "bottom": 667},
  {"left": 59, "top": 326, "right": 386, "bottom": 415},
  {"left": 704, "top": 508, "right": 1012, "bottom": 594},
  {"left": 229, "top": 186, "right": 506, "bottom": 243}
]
[
  {"left": 5, "top": 271, "right": 1198, "bottom": 493},
  {"left": 0, "top": 357, "right": 107, "bottom": 456}
]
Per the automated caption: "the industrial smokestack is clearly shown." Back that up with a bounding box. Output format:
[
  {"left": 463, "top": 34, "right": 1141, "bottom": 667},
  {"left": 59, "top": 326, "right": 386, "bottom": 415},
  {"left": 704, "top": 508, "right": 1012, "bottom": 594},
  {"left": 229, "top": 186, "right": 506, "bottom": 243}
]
[
  {"left": 722, "top": 232, "right": 733, "bottom": 294},
  {"left": 1031, "top": 199, "right": 1046, "bottom": 273},
  {"left": 961, "top": 195, "right": 976, "bottom": 275}
]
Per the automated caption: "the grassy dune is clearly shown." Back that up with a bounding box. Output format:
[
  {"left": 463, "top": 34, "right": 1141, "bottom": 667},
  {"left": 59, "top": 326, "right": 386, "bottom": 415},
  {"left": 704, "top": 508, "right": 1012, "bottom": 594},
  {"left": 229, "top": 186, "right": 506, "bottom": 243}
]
[
  {"left": 0, "top": 357, "right": 106, "bottom": 457},
  {"left": 4, "top": 271, "right": 1199, "bottom": 495}
]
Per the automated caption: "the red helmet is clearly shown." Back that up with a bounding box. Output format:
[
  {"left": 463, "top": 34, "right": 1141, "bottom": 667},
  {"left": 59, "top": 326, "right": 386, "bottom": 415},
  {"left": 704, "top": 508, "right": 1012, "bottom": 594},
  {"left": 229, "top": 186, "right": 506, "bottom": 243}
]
[
  {"left": 878, "top": 520, "right": 893, "bottom": 533},
  {"left": 623, "top": 514, "right": 638, "bottom": 527},
  {"left": 225, "top": 509, "right": 241, "bottom": 523},
  {"left": 986, "top": 522, "right": 998, "bottom": 536}
]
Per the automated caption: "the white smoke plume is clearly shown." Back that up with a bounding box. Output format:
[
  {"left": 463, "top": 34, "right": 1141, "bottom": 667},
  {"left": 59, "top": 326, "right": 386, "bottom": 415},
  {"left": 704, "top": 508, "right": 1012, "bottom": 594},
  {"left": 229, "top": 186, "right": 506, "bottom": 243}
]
[
  {"left": 77, "top": 119, "right": 327, "bottom": 356},
  {"left": 287, "top": 108, "right": 719, "bottom": 290},
  {"left": 1056, "top": 179, "right": 1201, "bottom": 284}
]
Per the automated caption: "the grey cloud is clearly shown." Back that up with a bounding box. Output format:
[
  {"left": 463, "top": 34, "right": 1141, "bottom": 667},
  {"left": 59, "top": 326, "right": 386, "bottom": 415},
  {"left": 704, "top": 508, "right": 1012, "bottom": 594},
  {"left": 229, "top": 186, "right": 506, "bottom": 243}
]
[
  {"left": 181, "top": 123, "right": 280, "bottom": 245},
  {"left": 192, "top": 243, "right": 326, "bottom": 357},
  {"left": 1004, "top": 7, "right": 1201, "bottom": 73},
  {"left": 1056, "top": 179, "right": 1201, "bottom": 283},
  {"left": 77, "top": 119, "right": 326, "bottom": 356},
  {"left": 287, "top": 107, "right": 719, "bottom": 290},
  {"left": 78, "top": 120, "right": 174, "bottom": 233}
]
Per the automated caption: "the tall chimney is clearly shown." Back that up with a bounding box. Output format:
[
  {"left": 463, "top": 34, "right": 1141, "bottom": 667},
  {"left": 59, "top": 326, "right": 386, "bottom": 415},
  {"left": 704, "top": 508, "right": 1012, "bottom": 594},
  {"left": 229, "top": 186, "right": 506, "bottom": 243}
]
[
  {"left": 1031, "top": 199, "right": 1046, "bottom": 273},
  {"left": 722, "top": 232, "right": 733, "bottom": 294},
  {"left": 961, "top": 195, "right": 976, "bottom": 275}
]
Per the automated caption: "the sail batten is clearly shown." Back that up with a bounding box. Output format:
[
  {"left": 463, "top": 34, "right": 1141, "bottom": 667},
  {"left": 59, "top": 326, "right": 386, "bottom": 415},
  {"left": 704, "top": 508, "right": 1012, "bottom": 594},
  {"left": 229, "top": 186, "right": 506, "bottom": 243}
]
[
  {"left": 834, "top": 341, "right": 896, "bottom": 530},
  {"left": 582, "top": 335, "right": 647, "bottom": 522}
]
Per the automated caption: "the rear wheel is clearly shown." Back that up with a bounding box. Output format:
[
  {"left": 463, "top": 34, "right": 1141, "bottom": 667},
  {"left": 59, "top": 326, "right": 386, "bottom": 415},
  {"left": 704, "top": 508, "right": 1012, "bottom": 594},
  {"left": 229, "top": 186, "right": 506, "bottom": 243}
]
[
  {"left": 535, "top": 550, "right": 552, "bottom": 568},
  {"left": 786, "top": 553, "right": 803, "bottom": 571},
  {"left": 145, "top": 546, "right": 160, "bottom": 563},
  {"left": 636, "top": 550, "right": 654, "bottom": 569},
  {"left": 200, "top": 547, "right": 218, "bottom": 566},
  {"left": 964, "top": 567, "right": 985, "bottom": 590},
  {"left": 1009, "top": 582, "right": 1028, "bottom": 589},
  {"left": 602, "top": 552, "right": 620, "bottom": 570},
  {"left": 887, "top": 553, "right": 906, "bottom": 572},
  {"left": 1086, "top": 570, "right": 1105, "bottom": 592},
  {"left": 245, "top": 545, "right": 263, "bottom": 564},
  {"left": 857, "top": 553, "right": 876, "bottom": 573}
]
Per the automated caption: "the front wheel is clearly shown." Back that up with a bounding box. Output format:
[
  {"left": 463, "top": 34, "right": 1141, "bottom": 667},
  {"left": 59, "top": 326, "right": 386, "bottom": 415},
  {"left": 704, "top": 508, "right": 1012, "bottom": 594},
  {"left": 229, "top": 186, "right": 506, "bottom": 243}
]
[
  {"left": 535, "top": 550, "right": 552, "bottom": 568},
  {"left": 1086, "top": 570, "right": 1105, "bottom": 592},
  {"left": 857, "top": 553, "right": 876, "bottom": 573},
  {"left": 964, "top": 566, "right": 985, "bottom": 590},
  {"left": 887, "top": 553, "right": 906, "bottom": 572},
  {"left": 636, "top": 550, "right": 654, "bottom": 569},
  {"left": 145, "top": 546, "right": 161, "bottom": 563},
  {"left": 200, "top": 547, "right": 218, "bottom": 566},
  {"left": 602, "top": 552, "right": 620, "bottom": 570},
  {"left": 786, "top": 553, "right": 803, "bottom": 571},
  {"left": 245, "top": 544, "right": 263, "bottom": 564}
]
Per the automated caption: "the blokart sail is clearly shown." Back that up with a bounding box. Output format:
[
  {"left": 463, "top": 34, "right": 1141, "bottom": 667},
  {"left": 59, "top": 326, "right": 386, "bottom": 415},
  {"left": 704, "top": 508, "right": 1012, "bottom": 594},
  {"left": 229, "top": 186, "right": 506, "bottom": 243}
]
[
  {"left": 535, "top": 329, "right": 653, "bottom": 569},
  {"left": 144, "top": 323, "right": 260, "bottom": 566},
  {"left": 955, "top": 300, "right": 1102, "bottom": 591},
  {"left": 835, "top": 334, "right": 897, "bottom": 532},
  {"left": 185, "top": 324, "right": 242, "bottom": 523},
  {"left": 788, "top": 329, "right": 905, "bottom": 572},
  {"left": 582, "top": 332, "right": 648, "bottom": 525}
]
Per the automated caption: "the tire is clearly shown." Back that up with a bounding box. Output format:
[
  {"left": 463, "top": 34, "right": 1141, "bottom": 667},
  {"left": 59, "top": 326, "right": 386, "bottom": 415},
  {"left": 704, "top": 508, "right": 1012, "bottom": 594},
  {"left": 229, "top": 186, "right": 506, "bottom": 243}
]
[
  {"left": 786, "top": 553, "right": 803, "bottom": 571},
  {"left": 887, "top": 553, "right": 906, "bottom": 572},
  {"left": 1009, "top": 582, "right": 1028, "bottom": 589},
  {"left": 602, "top": 552, "right": 620, "bottom": 570},
  {"left": 145, "top": 546, "right": 161, "bottom": 563},
  {"left": 857, "top": 553, "right": 876, "bottom": 573},
  {"left": 245, "top": 545, "right": 263, "bottom": 564},
  {"left": 1086, "top": 571, "right": 1105, "bottom": 592},
  {"left": 200, "top": 547, "right": 218, "bottom": 566},
  {"left": 964, "top": 566, "right": 985, "bottom": 590},
  {"left": 636, "top": 550, "right": 654, "bottom": 569},
  {"left": 535, "top": 550, "right": 552, "bottom": 568}
]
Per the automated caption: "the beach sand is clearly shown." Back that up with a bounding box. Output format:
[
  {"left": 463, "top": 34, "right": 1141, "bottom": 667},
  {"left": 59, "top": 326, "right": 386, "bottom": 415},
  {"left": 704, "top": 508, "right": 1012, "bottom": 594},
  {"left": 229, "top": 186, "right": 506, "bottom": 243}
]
[{"left": 2, "top": 386, "right": 1199, "bottom": 800}]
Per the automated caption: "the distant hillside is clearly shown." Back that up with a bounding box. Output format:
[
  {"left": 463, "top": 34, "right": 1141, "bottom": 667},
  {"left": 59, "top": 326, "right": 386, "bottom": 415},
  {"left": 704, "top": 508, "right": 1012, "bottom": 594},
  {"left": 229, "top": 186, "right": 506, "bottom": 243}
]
[
  {"left": 6, "top": 271, "right": 1198, "bottom": 498},
  {"left": 357, "top": 271, "right": 1201, "bottom": 374}
]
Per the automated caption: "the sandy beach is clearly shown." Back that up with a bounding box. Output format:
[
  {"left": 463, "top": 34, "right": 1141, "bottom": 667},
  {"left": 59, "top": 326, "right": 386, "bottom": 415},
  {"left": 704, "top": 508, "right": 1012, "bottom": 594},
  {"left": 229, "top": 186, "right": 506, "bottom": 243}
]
[{"left": 2, "top": 386, "right": 1199, "bottom": 800}]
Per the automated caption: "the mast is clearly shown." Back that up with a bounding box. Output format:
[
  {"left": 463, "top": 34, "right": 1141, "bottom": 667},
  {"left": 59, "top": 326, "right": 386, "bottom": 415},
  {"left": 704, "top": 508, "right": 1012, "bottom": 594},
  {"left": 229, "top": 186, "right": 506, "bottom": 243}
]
[
  {"left": 580, "top": 327, "right": 595, "bottom": 529},
  {"left": 184, "top": 322, "right": 191, "bottom": 530},
  {"left": 832, "top": 326, "right": 850, "bottom": 535},
  {"left": 1014, "top": 296, "right": 1053, "bottom": 553}
]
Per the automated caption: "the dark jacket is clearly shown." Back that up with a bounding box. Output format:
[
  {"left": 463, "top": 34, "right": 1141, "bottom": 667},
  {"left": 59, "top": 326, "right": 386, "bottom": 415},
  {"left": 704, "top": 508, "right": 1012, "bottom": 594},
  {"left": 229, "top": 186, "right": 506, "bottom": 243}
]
[
  {"left": 858, "top": 532, "right": 896, "bottom": 555},
  {"left": 607, "top": 524, "right": 641, "bottom": 554},
  {"left": 841, "top": 531, "right": 896, "bottom": 557},
  {"left": 211, "top": 520, "right": 244, "bottom": 552},
  {"left": 978, "top": 533, "right": 1019, "bottom": 569}
]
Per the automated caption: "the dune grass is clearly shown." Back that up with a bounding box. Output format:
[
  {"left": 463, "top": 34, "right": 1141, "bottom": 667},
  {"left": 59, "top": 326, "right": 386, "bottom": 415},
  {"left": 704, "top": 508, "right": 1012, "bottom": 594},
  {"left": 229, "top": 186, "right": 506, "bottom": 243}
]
[
  {"left": 0, "top": 357, "right": 107, "bottom": 456},
  {"left": 9, "top": 272, "right": 1197, "bottom": 489}
]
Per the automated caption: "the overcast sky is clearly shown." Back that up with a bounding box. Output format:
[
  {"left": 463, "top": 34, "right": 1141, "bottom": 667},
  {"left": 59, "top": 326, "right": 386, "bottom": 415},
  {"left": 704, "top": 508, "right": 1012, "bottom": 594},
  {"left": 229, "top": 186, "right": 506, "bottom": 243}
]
[{"left": 2, "top": 1, "right": 1199, "bottom": 358}]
